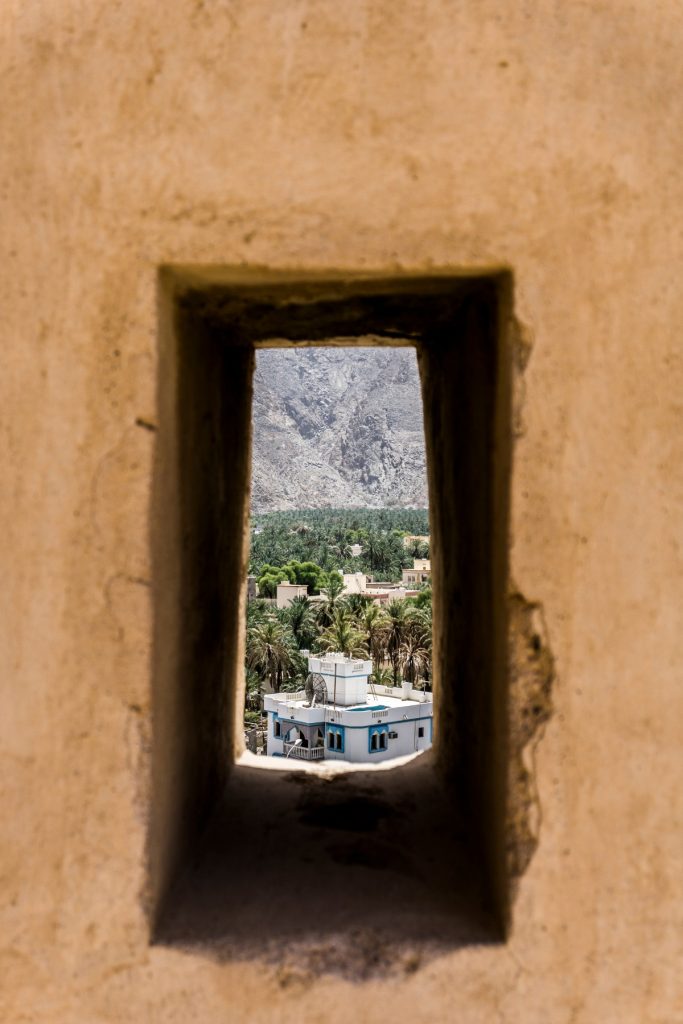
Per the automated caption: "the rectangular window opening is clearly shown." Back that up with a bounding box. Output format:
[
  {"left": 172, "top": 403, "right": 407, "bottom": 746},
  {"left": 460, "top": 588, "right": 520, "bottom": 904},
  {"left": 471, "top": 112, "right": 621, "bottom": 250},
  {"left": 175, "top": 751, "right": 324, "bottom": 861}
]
[
  {"left": 247, "top": 342, "right": 434, "bottom": 772},
  {"left": 151, "top": 268, "right": 513, "bottom": 966}
]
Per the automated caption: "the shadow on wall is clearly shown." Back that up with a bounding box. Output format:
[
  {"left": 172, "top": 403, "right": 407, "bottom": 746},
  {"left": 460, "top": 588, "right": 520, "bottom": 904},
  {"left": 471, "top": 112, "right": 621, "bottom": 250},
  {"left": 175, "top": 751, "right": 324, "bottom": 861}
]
[{"left": 156, "top": 754, "right": 497, "bottom": 976}]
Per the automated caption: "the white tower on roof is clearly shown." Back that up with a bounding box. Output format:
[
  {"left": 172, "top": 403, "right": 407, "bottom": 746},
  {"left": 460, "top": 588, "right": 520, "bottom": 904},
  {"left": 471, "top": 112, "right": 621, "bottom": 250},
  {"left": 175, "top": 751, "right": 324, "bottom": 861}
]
[{"left": 306, "top": 652, "right": 372, "bottom": 706}]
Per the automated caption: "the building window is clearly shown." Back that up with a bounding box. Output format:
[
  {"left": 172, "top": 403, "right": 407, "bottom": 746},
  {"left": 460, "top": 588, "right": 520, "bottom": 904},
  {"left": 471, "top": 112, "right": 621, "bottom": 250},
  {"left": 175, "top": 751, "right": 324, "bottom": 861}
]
[
  {"left": 274, "top": 719, "right": 281, "bottom": 738},
  {"left": 369, "top": 725, "right": 389, "bottom": 753},
  {"left": 327, "top": 726, "right": 344, "bottom": 752},
  {"left": 418, "top": 727, "right": 424, "bottom": 738}
]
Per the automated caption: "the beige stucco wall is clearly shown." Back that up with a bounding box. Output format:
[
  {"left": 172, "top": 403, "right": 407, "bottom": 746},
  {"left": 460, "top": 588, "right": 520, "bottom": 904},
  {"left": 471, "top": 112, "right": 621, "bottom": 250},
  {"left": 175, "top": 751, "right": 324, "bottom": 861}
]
[{"left": 1, "top": 1, "right": 682, "bottom": 1020}]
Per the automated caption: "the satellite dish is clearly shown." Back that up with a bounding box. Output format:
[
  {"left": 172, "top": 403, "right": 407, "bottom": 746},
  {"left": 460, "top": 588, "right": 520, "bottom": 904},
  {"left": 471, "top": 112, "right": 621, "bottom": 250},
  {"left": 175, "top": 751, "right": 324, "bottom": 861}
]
[{"left": 304, "top": 672, "right": 328, "bottom": 707}]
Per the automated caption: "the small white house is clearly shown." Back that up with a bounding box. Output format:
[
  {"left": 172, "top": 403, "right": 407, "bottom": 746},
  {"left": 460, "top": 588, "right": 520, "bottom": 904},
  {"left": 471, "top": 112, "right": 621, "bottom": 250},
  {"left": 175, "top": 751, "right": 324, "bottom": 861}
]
[{"left": 264, "top": 653, "right": 433, "bottom": 763}]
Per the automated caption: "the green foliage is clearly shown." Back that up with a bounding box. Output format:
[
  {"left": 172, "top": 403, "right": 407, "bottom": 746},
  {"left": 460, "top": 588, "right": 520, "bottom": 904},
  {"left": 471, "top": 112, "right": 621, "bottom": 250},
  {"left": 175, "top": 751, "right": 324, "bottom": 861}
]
[
  {"left": 286, "top": 596, "right": 317, "bottom": 650},
  {"left": 256, "top": 559, "right": 327, "bottom": 597},
  {"left": 316, "top": 607, "right": 368, "bottom": 659},
  {"left": 245, "top": 617, "right": 298, "bottom": 693},
  {"left": 410, "top": 585, "right": 432, "bottom": 610},
  {"left": 243, "top": 509, "right": 433, "bottom": 722},
  {"left": 250, "top": 507, "right": 429, "bottom": 583},
  {"left": 256, "top": 564, "right": 294, "bottom": 598},
  {"left": 289, "top": 560, "right": 327, "bottom": 593},
  {"left": 369, "top": 665, "right": 394, "bottom": 688},
  {"left": 315, "top": 569, "right": 345, "bottom": 628}
]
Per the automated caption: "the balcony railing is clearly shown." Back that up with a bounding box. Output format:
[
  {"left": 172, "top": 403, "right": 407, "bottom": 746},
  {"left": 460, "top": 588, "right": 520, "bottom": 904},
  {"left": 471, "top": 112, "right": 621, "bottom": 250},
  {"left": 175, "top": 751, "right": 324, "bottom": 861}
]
[{"left": 283, "top": 742, "right": 325, "bottom": 761}]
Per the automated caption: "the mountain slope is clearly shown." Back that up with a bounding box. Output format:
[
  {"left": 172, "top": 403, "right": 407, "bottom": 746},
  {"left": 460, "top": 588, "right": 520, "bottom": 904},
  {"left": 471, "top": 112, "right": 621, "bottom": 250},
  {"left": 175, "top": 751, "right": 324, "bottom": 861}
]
[{"left": 250, "top": 346, "right": 428, "bottom": 513}]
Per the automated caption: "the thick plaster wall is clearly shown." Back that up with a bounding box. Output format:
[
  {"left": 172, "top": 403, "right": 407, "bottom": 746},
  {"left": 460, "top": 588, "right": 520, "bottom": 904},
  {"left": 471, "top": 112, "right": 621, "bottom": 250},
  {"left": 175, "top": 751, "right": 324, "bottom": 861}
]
[{"left": 1, "top": 2, "right": 682, "bottom": 1021}]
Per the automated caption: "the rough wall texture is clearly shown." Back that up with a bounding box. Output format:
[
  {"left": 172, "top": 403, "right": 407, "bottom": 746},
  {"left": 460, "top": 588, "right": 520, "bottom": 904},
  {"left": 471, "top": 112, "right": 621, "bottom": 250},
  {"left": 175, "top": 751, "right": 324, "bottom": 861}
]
[{"left": 1, "top": 1, "right": 682, "bottom": 1021}]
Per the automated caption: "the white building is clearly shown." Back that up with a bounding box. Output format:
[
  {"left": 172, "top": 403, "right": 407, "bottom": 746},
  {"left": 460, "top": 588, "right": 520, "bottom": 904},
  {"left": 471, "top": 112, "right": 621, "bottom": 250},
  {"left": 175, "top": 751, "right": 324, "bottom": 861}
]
[{"left": 264, "top": 653, "right": 433, "bottom": 763}]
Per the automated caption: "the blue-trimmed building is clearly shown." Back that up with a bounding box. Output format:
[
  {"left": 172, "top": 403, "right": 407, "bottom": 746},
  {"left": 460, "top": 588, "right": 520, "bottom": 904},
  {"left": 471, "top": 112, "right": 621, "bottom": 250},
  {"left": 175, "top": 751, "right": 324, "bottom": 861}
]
[{"left": 263, "top": 653, "right": 433, "bottom": 763}]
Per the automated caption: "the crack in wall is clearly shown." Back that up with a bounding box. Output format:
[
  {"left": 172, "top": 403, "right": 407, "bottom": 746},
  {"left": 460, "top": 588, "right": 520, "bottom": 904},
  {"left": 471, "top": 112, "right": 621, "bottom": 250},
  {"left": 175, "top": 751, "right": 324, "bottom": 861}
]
[
  {"left": 505, "top": 317, "right": 555, "bottom": 899},
  {"left": 506, "top": 589, "right": 555, "bottom": 897}
]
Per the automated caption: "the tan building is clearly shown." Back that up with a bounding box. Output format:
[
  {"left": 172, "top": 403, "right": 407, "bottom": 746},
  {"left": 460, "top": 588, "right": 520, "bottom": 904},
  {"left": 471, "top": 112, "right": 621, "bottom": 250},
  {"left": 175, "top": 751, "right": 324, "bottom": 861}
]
[
  {"left": 341, "top": 571, "right": 368, "bottom": 595},
  {"left": 402, "top": 558, "right": 432, "bottom": 587},
  {"left": 366, "top": 587, "right": 419, "bottom": 606},
  {"left": 275, "top": 583, "right": 309, "bottom": 609},
  {"left": 402, "top": 533, "right": 430, "bottom": 549},
  {"left": 2, "top": 4, "right": 682, "bottom": 1023}
]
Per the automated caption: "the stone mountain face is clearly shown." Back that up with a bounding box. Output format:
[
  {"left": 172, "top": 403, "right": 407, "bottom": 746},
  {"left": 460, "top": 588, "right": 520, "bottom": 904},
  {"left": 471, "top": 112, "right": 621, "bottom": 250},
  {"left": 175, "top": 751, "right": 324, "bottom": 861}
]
[{"left": 250, "top": 346, "right": 428, "bottom": 513}]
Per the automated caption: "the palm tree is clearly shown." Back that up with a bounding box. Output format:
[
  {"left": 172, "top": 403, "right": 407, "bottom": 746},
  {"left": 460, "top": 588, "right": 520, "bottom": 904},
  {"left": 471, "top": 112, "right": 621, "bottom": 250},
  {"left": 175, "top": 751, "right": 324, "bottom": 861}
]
[
  {"left": 359, "top": 602, "right": 389, "bottom": 670},
  {"left": 403, "top": 604, "right": 432, "bottom": 686},
  {"left": 398, "top": 633, "right": 430, "bottom": 686},
  {"left": 246, "top": 598, "right": 272, "bottom": 627},
  {"left": 369, "top": 665, "right": 393, "bottom": 689},
  {"left": 317, "top": 607, "right": 368, "bottom": 659},
  {"left": 385, "top": 598, "right": 410, "bottom": 684},
  {"left": 316, "top": 571, "right": 345, "bottom": 628},
  {"left": 287, "top": 595, "right": 317, "bottom": 649},
  {"left": 245, "top": 668, "right": 263, "bottom": 711},
  {"left": 280, "top": 648, "right": 309, "bottom": 691},
  {"left": 332, "top": 541, "right": 353, "bottom": 563},
  {"left": 364, "top": 531, "right": 381, "bottom": 572},
  {"left": 344, "top": 592, "right": 373, "bottom": 617},
  {"left": 246, "top": 618, "right": 296, "bottom": 694},
  {"left": 332, "top": 525, "right": 349, "bottom": 548}
]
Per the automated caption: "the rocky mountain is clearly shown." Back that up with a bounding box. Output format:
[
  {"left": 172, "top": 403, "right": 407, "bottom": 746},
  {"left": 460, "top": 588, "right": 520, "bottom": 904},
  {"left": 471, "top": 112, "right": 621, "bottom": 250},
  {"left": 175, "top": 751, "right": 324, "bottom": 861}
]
[{"left": 250, "top": 345, "right": 428, "bottom": 513}]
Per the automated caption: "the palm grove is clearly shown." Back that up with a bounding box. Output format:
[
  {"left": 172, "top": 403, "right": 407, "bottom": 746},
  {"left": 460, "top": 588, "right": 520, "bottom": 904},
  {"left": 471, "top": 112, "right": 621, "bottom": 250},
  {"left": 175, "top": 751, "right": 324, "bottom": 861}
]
[{"left": 245, "top": 509, "right": 432, "bottom": 723}]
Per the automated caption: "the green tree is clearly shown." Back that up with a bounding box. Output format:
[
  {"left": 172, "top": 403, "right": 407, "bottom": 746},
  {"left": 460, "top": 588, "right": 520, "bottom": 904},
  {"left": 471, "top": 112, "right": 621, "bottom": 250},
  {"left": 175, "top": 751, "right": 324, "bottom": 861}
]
[
  {"left": 316, "top": 570, "right": 345, "bottom": 627},
  {"left": 358, "top": 602, "right": 389, "bottom": 670},
  {"left": 385, "top": 598, "right": 410, "bottom": 684},
  {"left": 364, "top": 531, "right": 382, "bottom": 572},
  {"left": 369, "top": 665, "right": 394, "bottom": 688},
  {"left": 286, "top": 595, "right": 317, "bottom": 649},
  {"left": 246, "top": 618, "right": 296, "bottom": 693},
  {"left": 344, "top": 592, "right": 373, "bottom": 617},
  {"left": 257, "top": 563, "right": 294, "bottom": 598},
  {"left": 398, "top": 633, "right": 430, "bottom": 685},
  {"left": 245, "top": 667, "right": 264, "bottom": 711},
  {"left": 285, "top": 560, "right": 326, "bottom": 594},
  {"left": 317, "top": 607, "right": 368, "bottom": 659},
  {"left": 410, "top": 585, "right": 432, "bottom": 610}
]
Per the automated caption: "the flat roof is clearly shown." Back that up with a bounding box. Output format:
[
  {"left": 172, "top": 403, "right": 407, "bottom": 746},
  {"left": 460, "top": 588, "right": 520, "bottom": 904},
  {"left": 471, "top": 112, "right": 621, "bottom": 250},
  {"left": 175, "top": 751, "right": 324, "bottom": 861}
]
[{"left": 268, "top": 693, "right": 432, "bottom": 711}]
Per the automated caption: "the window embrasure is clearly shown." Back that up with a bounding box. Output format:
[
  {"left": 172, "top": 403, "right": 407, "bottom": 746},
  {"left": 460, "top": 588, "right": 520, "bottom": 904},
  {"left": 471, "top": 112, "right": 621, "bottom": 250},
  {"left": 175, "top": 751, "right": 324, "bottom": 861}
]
[{"left": 151, "top": 269, "right": 513, "bottom": 965}]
